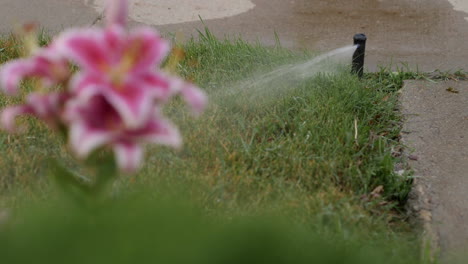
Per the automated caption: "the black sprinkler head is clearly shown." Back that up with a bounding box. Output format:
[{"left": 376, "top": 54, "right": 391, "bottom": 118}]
[{"left": 352, "top": 33, "right": 367, "bottom": 78}]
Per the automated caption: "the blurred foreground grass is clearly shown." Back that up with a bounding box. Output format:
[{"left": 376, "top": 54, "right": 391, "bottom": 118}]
[
  {"left": 0, "top": 193, "right": 416, "bottom": 264},
  {"left": 0, "top": 29, "right": 425, "bottom": 263}
]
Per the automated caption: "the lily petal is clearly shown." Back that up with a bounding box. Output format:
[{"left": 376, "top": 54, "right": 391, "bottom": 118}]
[
  {"left": 0, "top": 92, "right": 64, "bottom": 132},
  {"left": 0, "top": 105, "right": 29, "bottom": 132},
  {"left": 166, "top": 76, "right": 207, "bottom": 115},
  {"left": 69, "top": 73, "right": 150, "bottom": 128},
  {"left": 56, "top": 28, "right": 111, "bottom": 73},
  {"left": 103, "top": 80, "right": 153, "bottom": 128},
  {"left": 0, "top": 59, "right": 34, "bottom": 95},
  {"left": 128, "top": 27, "right": 170, "bottom": 73},
  {"left": 134, "top": 117, "right": 182, "bottom": 148},
  {"left": 0, "top": 45, "right": 70, "bottom": 95},
  {"left": 69, "top": 72, "right": 105, "bottom": 96},
  {"left": 114, "top": 142, "right": 143, "bottom": 173},
  {"left": 141, "top": 72, "right": 173, "bottom": 102},
  {"left": 106, "top": 0, "right": 128, "bottom": 28},
  {"left": 181, "top": 84, "right": 207, "bottom": 115},
  {"left": 69, "top": 121, "right": 114, "bottom": 158},
  {"left": 26, "top": 92, "right": 62, "bottom": 117}
]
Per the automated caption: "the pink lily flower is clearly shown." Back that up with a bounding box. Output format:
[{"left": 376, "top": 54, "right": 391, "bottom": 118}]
[
  {"left": 0, "top": 0, "right": 207, "bottom": 174},
  {"left": 64, "top": 94, "right": 181, "bottom": 173},
  {"left": 0, "top": 92, "right": 67, "bottom": 132},
  {"left": 55, "top": 26, "right": 172, "bottom": 128},
  {"left": 55, "top": 0, "right": 207, "bottom": 128},
  {"left": 0, "top": 45, "right": 69, "bottom": 95}
]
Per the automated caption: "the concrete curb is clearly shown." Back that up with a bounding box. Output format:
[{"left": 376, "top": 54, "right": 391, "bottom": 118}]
[
  {"left": 401, "top": 79, "right": 468, "bottom": 262},
  {"left": 401, "top": 80, "right": 440, "bottom": 261},
  {"left": 406, "top": 175, "right": 439, "bottom": 261}
]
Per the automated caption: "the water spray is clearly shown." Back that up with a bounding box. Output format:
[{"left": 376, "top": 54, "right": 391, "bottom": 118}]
[
  {"left": 213, "top": 44, "right": 359, "bottom": 108},
  {"left": 352, "top": 33, "right": 367, "bottom": 78}
]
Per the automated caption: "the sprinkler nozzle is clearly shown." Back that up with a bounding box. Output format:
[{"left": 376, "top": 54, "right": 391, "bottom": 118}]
[{"left": 352, "top": 33, "right": 367, "bottom": 78}]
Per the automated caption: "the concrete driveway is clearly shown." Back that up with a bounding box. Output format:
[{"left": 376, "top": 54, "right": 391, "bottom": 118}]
[{"left": 1, "top": 0, "right": 468, "bottom": 71}]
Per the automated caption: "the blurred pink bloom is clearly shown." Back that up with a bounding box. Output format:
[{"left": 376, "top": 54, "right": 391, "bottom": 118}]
[
  {"left": 56, "top": 25, "right": 207, "bottom": 128},
  {"left": 0, "top": 46, "right": 69, "bottom": 95},
  {"left": 1, "top": 92, "right": 67, "bottom": 132},
  {"left": 55, "top": 26, "right": 171, "bottom": 128},
  {"left": 0, "top": 0, "right": 207, "bottom": 174},
  {"left": 65, "top": 94, "right": 181, "bottom": 173}
]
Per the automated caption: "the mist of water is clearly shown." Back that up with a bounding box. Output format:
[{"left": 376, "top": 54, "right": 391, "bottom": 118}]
[
  {"left": 213, "top": 45, "right": 358, "bottom": 109},
  {"left": 245, "top": 45, "right": 357, "bottom": 87}
]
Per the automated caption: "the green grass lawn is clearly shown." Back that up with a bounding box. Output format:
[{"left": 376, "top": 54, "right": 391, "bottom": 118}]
[{"left": 0, "top": 30, "right": 427, "bottom": 263}]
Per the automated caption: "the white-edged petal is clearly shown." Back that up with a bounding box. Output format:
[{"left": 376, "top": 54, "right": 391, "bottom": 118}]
[
  {"left": 69, "top": 122, "right": 113, "bottom": 158},
  {"left": 114, "top": 142, "right": 143, "bottom": 173},
  {"left": 181, "top": 84, "right": 207, "bottom": 115},
  {"left": 0, "top": 60, "right": 34, "bottom": 95},
  {"left": 104, "top": 83, "right": 152, "bottom": 129},
  {"left": 141, "top": 117, "right": 182, "bottom": 149},
  {"left": 0, "top": 106, "right": 28, "bottom": 132}
]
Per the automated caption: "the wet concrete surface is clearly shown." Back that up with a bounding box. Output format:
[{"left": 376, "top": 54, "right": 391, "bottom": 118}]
[
  {"left": 157, "top": 0, "right": 468, "bottom": 72},
  {"left": 402, "top": 80, "right": 468, "bottom": 262},
  {"left": 88, "top": 0, "right": 256, "bottom": 25},
  {"left": 0, "top": 0, "right": 100, "bottom": 34},
  {"left": 1, "top": 0, "right": 468, "bottom": 71}
]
